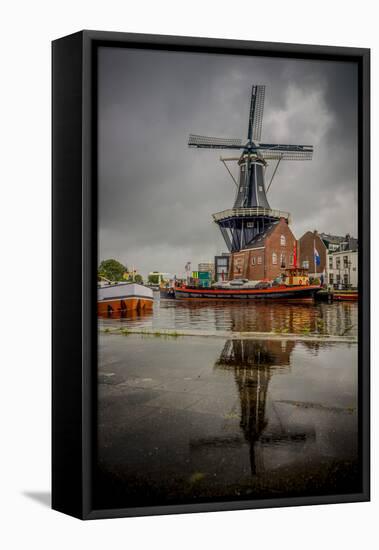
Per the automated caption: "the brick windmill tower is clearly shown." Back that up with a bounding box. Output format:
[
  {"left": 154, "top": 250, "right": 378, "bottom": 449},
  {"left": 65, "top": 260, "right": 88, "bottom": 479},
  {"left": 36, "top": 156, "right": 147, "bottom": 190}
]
[{"left": 189, "top": 85, "right": 314, "bottom": 280}]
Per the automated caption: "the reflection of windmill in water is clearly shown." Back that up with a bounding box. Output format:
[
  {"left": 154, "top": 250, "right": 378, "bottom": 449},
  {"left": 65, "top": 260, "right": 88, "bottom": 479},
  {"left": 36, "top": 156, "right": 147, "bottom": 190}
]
[
  {"left": 215, "top": 339, "right": 314, "bottom": 476},
  {"left": 189, "top": 84, "right": 313, "bottom": 252}
]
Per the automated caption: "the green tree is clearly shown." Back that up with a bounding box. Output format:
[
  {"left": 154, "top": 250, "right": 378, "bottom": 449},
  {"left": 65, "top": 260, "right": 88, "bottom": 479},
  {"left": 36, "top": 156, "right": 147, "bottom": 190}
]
[
  {"left": 134, "top": 273, "right": 143, "bottom": 284},
  {"left": 148, "top": 273, "right": 160, "bottom": 285},
  {"left": 98, "top": 259, "right": 127, "bottom": 282}
]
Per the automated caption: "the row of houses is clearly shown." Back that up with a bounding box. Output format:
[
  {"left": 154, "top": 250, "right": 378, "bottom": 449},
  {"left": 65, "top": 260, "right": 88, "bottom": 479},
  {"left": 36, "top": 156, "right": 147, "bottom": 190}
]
[
  {"left": 299, "top": 231, "right": 358, "bottom": 288},
  {"left": 209, "top": 220, "right": 358, "bottom": 289}
]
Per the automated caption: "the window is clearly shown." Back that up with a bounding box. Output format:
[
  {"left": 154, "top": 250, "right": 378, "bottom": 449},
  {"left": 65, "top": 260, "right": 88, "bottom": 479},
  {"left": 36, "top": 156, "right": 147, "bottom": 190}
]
[
  {"left": 257, "top": 256, "right": 262, "bottom": 265},
  {"left": 280, "top": 253, "right": 286, "bottom": 267},
  {"left": 343, "top": 256, "right": 349, "bottom": 268},
  {"left": 289, "top": 254, "right": 294, "bottom": 265},
  {"left": 343, "top": 274, "right": 349, "bottom": 286},
  {"left": 336, "top": 257, "right": 341, "bottom": 269},
  {"left": 302, "top": 260, "right": 309, "bottom": 269},
  {"left": 329, "top": 274, "right": 334, "bottom": 284},
  {"left": 251, "top": 257, "right": 256, "bottom": 266},
  {"left": 329, "top": 256, "right": 333, "bottom": 269},
  {"left": 280, "top": 235, "right": 286, "bottom": 246},
  {"left": 272, "top": 252, "right": 277, "bottom": 265}
]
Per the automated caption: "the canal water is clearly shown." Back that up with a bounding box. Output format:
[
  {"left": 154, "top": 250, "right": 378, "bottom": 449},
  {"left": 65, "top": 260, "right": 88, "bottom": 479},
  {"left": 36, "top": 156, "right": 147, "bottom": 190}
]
[
  {"left": 98, "top": 294, "right": 358, "bottom": 337},
  {"left": 96, "top": 300, "right": 359, "bottom": 509}
]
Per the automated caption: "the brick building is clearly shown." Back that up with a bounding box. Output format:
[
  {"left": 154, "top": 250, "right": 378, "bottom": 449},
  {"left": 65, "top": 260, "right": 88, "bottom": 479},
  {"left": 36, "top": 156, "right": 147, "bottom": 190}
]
[
  {"left": 298, "top": 230, "right": 327, "bottom": 278},
  {"left": 229, "top": 217, "right": 297, "bottom": 281}
]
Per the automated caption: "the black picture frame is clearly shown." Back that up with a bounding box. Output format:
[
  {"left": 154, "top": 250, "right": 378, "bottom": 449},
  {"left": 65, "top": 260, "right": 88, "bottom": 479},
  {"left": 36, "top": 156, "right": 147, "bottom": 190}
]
[{"left": 52, "top": 30, "right": 370, "bottom": 520}]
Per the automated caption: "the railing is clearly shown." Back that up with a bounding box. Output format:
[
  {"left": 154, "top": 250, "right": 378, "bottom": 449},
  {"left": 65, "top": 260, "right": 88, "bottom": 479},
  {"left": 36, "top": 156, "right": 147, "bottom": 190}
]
[{"left": 212, "top": 207, "right": 290, "bottom": 222}]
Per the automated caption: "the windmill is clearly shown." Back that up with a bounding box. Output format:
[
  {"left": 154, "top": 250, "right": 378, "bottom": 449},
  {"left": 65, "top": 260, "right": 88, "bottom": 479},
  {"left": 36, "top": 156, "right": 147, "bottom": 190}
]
[{"left": 188, "top": 85, "right": 314, "bottom": 252}]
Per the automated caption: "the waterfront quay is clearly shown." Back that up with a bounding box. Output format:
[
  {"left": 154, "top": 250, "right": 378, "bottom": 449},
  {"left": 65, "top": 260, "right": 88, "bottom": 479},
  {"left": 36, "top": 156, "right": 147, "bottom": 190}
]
[{"left": 95, "top": 298, "right": 358, "bottom": 509}]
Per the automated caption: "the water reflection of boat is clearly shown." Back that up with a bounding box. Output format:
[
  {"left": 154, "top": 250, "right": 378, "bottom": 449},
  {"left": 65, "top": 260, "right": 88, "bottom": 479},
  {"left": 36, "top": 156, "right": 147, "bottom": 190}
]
[
  {"left": 97, "top": 283, "right": 153, "bottom": 316},
  {"left": 97, "top": 308, "right": 154, "bottom": 321},
  {"left": 212, "top": 339, "right": 315, "bottom": 475}
]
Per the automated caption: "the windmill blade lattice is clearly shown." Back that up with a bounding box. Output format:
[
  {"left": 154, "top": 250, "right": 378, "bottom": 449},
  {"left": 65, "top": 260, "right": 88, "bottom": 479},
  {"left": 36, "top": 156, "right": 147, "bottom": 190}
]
[
  {"left": 258, "top": 144, "right": 313, "bottom": 161},
  {"left": 249, "top": 85, "right": 265, "bottom": 142},
  {"left": 188, "top": 134, "right": 243, "bottom": 150}
]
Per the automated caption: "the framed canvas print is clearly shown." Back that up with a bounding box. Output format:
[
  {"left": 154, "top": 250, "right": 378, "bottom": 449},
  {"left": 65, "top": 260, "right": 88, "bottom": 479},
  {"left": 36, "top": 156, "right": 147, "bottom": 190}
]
[{"left": 52, "top": 31, "right": 370, "bottom": 519}]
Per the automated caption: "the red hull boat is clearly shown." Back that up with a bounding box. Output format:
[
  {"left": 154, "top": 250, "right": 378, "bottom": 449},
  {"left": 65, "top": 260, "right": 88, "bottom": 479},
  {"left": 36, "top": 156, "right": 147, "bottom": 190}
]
[
  {"left": 333, "top": 290, "right": 358, "bottom": 301},
  {"left": 174, "top": 284, "right": 320, "bottom": 300}
]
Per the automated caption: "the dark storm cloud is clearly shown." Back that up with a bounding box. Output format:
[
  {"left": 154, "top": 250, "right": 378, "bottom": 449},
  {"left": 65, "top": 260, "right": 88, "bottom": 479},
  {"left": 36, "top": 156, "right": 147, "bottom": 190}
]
[{"left": 98, "top": 47, "right": 358, "bottom": 276}]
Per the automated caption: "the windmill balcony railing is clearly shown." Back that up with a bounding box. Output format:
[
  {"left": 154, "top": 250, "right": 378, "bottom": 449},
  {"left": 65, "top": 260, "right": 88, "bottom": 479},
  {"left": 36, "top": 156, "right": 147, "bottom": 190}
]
[{"left": 212, "top": 207, "right": 291, "bottom": 223}]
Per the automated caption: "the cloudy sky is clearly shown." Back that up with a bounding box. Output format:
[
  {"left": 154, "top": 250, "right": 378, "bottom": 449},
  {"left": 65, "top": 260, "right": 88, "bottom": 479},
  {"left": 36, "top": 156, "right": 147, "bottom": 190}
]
[{"left": 98, "top": 47, "right": 358, "bottom": 277}]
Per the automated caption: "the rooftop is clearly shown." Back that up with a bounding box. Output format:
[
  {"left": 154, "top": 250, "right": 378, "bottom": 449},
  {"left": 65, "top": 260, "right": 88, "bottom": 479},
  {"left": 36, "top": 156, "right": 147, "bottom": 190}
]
[
  {"left": 243, "top": 221, "right": 279, "bottom": 249},
  {"left": 320, "top": 232, "right": 358, "bottom": 252}
]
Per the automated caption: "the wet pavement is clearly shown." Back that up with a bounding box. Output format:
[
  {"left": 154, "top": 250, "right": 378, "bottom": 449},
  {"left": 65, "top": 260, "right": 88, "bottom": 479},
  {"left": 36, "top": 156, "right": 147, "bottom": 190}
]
[{"left": 95, "top": 332, "right": 359, "bottom": 509}]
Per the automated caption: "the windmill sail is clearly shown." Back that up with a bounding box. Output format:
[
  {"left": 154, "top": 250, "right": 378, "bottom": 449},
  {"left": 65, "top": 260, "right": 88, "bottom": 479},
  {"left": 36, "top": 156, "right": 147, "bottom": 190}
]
[
  {"left": 258, "top": 143, "right": 313, "bottom": 161},
  {"left": 188, "top": 134, "right": 243, "bottom": 149},
  {"left": 248, "top": 85, "right": 265, "bottom": 142}
]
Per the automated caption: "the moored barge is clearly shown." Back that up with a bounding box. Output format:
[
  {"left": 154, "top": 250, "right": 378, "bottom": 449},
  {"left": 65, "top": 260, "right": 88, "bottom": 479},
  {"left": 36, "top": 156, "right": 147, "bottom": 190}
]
[
  {"left": 333, "top": 290, "right": 358, "bottom": 301},
  {"left": 174, "top": 283, "right": 320, "bottom": 300},
  {"left": 174, "top": 268, "right": 319, "bottom": 301},
  {"left": 98, "top": 282, "right": 153, "bottom": 315}
]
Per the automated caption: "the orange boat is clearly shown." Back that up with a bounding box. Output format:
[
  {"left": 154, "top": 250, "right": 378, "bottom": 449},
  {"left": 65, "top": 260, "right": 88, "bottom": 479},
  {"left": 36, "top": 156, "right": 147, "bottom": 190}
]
[
  {"left": 333, "top": 290, "right": 358, "bottom": 301},
  {"left": 174, "top": 268, "right": 319, "bottom": 301},
  {"left": 97, "top": 282, "right": 153, "bottom": 315},
  {"left": 174, "top": 283, "right": 320, "bottom": 300}
]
